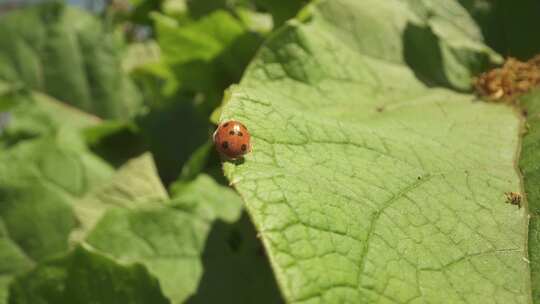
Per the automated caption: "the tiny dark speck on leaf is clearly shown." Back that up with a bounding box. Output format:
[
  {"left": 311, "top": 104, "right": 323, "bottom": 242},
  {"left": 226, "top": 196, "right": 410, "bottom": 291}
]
[{"left": 417, "top": 176, "right": 422, "bottom": 180}]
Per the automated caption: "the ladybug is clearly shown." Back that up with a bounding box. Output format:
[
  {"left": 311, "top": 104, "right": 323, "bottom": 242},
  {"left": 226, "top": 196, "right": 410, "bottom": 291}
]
[{"left": 213, "top": 120, "right": 252, "bottom": 159}]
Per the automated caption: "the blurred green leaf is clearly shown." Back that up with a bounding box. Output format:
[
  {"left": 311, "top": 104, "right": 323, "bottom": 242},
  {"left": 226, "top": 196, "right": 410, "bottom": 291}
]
[
  {"left": 69, "top": 153, "right": 168, "bottom": 245},
  {"left": 1, "top": 90, "right": 101, "bottom": 147},
  {"left": 136, "top": 99, "right": 210, "bottom": 185},
  {"left": 253, "top": 0, "right": 308, "bottom": 26},
  {"left": 184, "top": 0, "right": 235, "bottom": 19},
  {"left": 153, "top": 10, "right": 262, "bottom": 112},
  {"left": 130, "top": 60, "right": 179, "bottom": 107},
  {"left": 0, "top": 129, "right": 114, "bottom": 304},
  {"left": 175, "top": 141, "right": 213, "bottom": 183},
  {"left": 0, "top": 2, "right": 143, "bottom": 119},
  {"left": 155, "top": 11, "right": 244, "bottom": 64},
  {"left": 0, "top": 221, "right": 33, "bottom": 304},
  {"left": 84, "top": 174, "right": 242, "bottom": 303},
  {"left": 235, "top": 7, "right": 273, "bottom": 34},
  {"left": 84, "top": 121, "right": 137, "bottom": 147},
  {"left": 184, "top": 0, "right": 303, "bottom": 29},
  {"left": 9, "top": 246, "right": 170, "bottom": 304},
  {"left": 83, "top": 120, "right": 146, "bottom": 168},
  {"left": 81, "top": 97, "right": 212, "bottom": 183},
  {"left": 127, "top": 0, "right": 165, "bottom": 25},
  {"left": 162, "top": 0, "right": 188, "bottom": 17},
  {"left": 0, "top": 82, "right": 25, "bottom": 113},
  {"left": 123, "top": 40, "right": 162, "bottom": 73},
  {"left": 402, "top": 0, "right": 502, "bottom": 90}
]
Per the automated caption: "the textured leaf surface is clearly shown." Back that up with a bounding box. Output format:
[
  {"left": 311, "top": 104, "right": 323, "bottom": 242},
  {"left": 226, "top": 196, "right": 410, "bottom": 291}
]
[
  {"left": 222, "top": 0, "right": 529, "bottom": 302},
  {"left": 0, "top": 3, "right": 143, "bottom": 119}
]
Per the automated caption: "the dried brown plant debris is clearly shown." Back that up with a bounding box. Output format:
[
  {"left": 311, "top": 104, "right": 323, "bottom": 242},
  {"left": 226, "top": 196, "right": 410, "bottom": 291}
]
[
  {"left": 505, "top": 191, "right": 522, "bottom": 208},
  {"left": 474, "top": 55, "right": 540, "bottom": 103}
]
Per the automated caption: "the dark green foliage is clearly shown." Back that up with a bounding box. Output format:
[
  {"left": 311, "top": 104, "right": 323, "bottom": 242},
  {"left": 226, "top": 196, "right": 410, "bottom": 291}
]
[
  {"left": 9, "top": 246, "right": 170, "bottom": 304},
  {"left": 0, "top": 3, "right": 142, "bottom": 119},
  {"left": 459, "top": 0, "right": 540, "bottom": 60}
]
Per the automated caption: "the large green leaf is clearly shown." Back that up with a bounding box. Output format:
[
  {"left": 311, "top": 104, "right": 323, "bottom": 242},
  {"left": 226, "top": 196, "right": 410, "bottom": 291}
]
[
  {"left": 518, "top": 89, "right": 540, "bottom": 302},
  {"left": 0, "top": 2, "right": 143, "bottom": 119},
  {"left": 221, "top": 0, "right": 529, "bottom": 302}
]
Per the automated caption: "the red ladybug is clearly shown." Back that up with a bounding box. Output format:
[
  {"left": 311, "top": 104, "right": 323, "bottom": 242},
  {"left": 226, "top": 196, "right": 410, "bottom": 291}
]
[{"left": 213, "top": 120, "right": 252, "bottom": 159}]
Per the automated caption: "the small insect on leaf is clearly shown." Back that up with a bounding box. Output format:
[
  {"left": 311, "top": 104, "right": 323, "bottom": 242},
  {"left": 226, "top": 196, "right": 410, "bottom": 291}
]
[
  {"left": 505, "top": 192, "right": 522, "bottom": 208},
  {"left": 213, "top": 120, "right": 252, "bottom": 160}
]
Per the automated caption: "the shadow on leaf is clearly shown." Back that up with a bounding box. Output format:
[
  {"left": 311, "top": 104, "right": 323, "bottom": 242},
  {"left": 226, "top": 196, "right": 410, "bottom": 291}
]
[
  {"left": 186, "top": 211, "right": 284, "bottom": 304},
  {"left": 403, "top": 22, "right": 449, "bottom": 89}
]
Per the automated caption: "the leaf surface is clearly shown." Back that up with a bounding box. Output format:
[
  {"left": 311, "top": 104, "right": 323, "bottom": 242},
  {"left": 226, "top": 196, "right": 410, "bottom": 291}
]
[{"left": 221, "top": 0, "right": 529, "bottom": 302}]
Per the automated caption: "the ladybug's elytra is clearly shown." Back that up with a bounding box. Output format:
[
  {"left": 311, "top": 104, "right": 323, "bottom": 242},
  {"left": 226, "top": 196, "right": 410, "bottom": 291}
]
[{"left": 213, "top": 120, "right": 252, "bottom": 159}]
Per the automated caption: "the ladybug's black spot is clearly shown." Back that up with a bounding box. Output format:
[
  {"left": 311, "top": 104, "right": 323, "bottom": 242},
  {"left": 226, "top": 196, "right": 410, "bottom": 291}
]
[
  {"left": 229, "top": 130, "right": 235, "bottom": 135},
  {"left": 223, "top": 122, "right": 229, "bottom": 128},
  {"left": 222, "top": 141, "right": 229, "bottom": 149},
  {"left": 241, "top": 144, "right": 247, "bottom": 151},
  {"left": 238, "top": 132, "right": 243, "bottom": 137}
]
